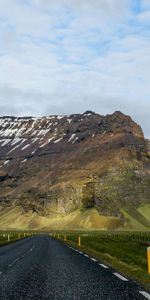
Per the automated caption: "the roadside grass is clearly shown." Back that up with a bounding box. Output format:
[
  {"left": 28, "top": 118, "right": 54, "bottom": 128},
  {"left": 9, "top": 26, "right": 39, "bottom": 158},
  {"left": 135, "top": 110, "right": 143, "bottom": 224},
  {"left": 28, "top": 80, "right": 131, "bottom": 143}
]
[
  {"left": 0, "top": 237, "right": 18, "bottom": 246},
  {"left": 57, "top": 233, "right": 150, "bottom": 289},
  {"left": 0, "top": 232, "right": 30, "bottom": 246}
]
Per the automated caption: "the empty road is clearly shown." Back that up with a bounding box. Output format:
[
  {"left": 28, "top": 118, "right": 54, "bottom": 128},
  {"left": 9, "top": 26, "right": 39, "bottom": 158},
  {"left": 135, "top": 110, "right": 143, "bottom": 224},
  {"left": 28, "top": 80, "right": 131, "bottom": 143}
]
[{"left": 0, "top": 235, "right": 149, "bottom": 299}]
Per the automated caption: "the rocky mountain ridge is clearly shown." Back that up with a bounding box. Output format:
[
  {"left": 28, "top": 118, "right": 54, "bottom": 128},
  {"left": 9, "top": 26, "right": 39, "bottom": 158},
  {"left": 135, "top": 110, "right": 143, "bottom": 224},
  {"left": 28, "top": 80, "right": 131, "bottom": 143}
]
[
  {"left": 0, "top": 110, "right": 145, "bottom": 159},
  {"left": 0, "top": 111, "right": 149, "bottom": 230}
]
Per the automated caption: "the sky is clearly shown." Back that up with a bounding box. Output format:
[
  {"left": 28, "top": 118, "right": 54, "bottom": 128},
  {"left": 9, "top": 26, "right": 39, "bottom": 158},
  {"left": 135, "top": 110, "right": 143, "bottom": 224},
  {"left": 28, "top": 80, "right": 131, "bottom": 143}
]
[{"left": 0, "top": 0, "right": 150, "bottom": 138}]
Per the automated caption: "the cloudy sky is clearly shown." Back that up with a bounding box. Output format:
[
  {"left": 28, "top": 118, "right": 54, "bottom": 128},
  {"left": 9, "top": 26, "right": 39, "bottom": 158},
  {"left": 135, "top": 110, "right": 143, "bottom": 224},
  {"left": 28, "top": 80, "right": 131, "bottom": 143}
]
[{"left": 0, "top": 0, "right": 150, "bottom": 137}]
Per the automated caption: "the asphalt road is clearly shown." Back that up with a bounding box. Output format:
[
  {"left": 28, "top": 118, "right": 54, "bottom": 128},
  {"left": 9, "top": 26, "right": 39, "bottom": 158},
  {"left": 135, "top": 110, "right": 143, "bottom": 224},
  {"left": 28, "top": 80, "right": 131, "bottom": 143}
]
[{"left": 0, "top": 235, "right": 149, "bottom": 300}]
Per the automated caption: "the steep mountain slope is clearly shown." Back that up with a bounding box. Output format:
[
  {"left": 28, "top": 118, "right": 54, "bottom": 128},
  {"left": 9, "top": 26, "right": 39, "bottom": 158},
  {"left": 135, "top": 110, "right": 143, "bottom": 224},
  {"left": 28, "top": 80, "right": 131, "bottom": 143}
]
[{"left": 0, "top": 111, "right": 149, "bottom": 230}]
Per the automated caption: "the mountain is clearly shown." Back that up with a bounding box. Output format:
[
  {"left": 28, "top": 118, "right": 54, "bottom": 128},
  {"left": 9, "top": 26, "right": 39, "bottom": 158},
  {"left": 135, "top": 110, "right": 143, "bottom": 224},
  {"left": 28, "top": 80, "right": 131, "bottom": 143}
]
[{"left": 0, "top": 111, "right": 150, "bottom": 230}]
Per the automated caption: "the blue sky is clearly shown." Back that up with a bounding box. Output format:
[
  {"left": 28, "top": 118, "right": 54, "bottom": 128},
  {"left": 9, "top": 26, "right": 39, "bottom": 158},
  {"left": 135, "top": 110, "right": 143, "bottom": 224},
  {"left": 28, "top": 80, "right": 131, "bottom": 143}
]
[{"left": 0, "top": 0, "right": 150, "bottom": 137}]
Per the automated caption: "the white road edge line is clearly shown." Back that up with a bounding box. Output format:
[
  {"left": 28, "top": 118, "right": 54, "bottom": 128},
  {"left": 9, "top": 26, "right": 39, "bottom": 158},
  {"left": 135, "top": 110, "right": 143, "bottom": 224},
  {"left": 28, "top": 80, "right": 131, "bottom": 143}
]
[
  {"left": 139, "top": 291, "right": 150, "bottom": 300},
  {"left": 113, "top": 272, "right": 128, "bottom": 281},
  {"left": 99, "top": 264, "right": 108, "bottom": 269},
  {"left": 84, "top": 254, "right": 89, "bottom": 258},
  {"left": 91, "top": 258, "right": 97, "bottom": 262}
]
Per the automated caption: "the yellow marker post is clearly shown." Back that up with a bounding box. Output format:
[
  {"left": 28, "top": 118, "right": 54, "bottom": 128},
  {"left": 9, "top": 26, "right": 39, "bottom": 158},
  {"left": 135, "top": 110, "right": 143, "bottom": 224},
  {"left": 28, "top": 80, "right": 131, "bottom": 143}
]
[
  {"left": 147, "top": 247, "right": 150, "bottom": 274},
  {"left": 78, "top": 236, "right": 81, "bottom": 247},
  {"left": 58, "top": 234, "right": 60, "bottom": 239},
  {"left": 64, "top": 235, "right": 67, "bottom": 241}
]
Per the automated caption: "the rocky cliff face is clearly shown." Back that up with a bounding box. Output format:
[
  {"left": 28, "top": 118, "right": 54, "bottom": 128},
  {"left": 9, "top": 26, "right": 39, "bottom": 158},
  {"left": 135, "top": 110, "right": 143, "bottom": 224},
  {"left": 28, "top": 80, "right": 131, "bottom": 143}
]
[{"left": 0, "top": 111, "right": 149, "bottom": 230}]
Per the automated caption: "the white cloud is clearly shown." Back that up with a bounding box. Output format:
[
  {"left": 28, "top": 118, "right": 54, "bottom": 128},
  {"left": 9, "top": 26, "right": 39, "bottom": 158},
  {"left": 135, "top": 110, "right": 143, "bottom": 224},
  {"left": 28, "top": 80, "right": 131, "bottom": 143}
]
[
  {"left": 141, "top": 0, "right": 150, "bottom": 10},
  {"left": 69, "top": 0, "right": 130, "bottom": 17},
  {"left": 33, "top": 0, "right": 130, "bottom": 14},
  {"left": 0, "top": 0, "right": 149, "bottom": 138},
  {"left": 139, "top": 10, "right": 150, "bottom": 23}
]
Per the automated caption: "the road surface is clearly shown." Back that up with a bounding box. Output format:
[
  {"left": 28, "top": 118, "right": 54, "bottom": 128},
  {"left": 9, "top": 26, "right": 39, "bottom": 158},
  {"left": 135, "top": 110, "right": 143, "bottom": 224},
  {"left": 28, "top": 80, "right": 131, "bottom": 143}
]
[{"left": 0, "top": 235, "right": 149, "bottom": 299}]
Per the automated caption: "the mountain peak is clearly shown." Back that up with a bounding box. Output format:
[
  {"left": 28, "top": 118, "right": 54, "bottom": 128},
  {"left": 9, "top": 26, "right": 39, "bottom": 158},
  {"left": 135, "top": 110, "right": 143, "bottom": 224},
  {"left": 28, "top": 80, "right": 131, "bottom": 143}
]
[{"left": 83, "top": 110, "right": 95, "bottom": 115}]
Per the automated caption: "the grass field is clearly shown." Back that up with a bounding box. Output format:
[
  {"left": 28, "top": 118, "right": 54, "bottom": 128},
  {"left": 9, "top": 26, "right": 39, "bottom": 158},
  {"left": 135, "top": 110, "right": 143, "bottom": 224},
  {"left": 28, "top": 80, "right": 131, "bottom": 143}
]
[{"left": 54, "top": 231, "right": 150, "bottom": 289}]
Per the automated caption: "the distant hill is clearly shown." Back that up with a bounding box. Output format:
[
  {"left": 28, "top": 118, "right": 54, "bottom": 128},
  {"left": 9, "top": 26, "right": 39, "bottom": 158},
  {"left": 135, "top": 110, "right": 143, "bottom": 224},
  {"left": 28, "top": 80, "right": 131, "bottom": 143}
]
[{"left": 0, "top": 110, "right": 149, "bottom": 230}]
